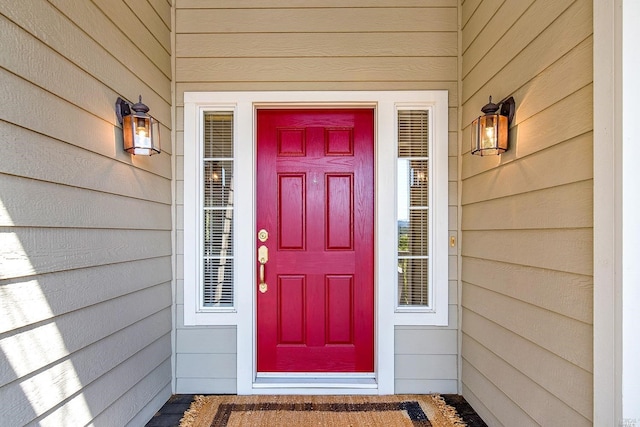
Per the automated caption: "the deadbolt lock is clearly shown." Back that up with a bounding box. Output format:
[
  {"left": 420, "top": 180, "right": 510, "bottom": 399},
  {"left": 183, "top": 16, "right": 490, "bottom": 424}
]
[{"left": 258, "top": 229, "right": 269, "bottom": 242}]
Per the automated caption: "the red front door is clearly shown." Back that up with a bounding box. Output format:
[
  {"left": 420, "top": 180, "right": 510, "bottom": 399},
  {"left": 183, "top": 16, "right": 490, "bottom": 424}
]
[{"left": 256, "top": 109, "right": 374, "bottom": 372}]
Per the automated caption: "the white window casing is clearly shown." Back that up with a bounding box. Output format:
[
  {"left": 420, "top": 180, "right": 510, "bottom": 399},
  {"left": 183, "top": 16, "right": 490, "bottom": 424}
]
[{"left": 393, "top": 104, "right": 449, "bottom": 325}]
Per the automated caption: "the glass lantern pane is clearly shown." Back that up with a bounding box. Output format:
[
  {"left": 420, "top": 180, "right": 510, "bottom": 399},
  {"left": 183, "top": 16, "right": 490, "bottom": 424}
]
[
  {"left": 480, "top": 115, "right": 498, "bottom": 150},
  {"left": 496, "top": 114, "right": 509, "bottom": 152},
  {"left": 122, "top": 115, "right": 135, "bottom": 152}
]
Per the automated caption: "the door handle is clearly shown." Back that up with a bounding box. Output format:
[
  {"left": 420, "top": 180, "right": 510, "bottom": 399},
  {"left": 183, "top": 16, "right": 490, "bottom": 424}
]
[{"left": 258, "top": 245, "right": 268, "bottom": 293}]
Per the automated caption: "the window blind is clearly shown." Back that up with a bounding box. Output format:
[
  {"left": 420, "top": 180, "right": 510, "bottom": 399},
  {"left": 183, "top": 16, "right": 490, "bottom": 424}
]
[
  {"left": 202, "top": 112, "right": 234, "bottom": 307},
  {"left": 397, "top": 110, "right": 430, "bottom": 307}
]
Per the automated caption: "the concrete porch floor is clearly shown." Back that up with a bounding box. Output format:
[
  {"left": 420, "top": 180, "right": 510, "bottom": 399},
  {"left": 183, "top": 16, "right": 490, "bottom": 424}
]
[{"left": 144, "top": 394, "right": 487, "bottom": 426}]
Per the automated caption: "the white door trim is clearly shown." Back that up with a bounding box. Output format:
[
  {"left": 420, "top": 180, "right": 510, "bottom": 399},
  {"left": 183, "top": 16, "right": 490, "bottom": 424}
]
[{"left": 183, "top": 90, "right": 449, "bottom": 395}]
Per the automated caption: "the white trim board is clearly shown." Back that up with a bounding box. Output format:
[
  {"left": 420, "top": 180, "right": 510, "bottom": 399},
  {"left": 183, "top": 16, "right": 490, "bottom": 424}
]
[
  {"left": 594, "top": 0, "right": 640, "bottom": 424},
  {"left": 183, "top": 91, "right": 449, "bottom": 395}
]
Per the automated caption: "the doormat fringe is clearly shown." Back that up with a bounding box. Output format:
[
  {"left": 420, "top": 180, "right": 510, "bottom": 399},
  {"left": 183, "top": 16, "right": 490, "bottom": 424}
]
[{"left": 180, "top": 394, "right": 466, "bottom": 427}]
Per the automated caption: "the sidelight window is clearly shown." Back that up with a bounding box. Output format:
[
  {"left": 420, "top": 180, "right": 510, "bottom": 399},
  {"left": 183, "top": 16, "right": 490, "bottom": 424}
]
[
  {"left": 202, "top": 112, "right": 234, "bottom": 307},
  {"left": 394, "top": 104, "right": 448, "bottom": 323},
  {"left": 397, "top": 110, "right": 430, "bottom": 308}
]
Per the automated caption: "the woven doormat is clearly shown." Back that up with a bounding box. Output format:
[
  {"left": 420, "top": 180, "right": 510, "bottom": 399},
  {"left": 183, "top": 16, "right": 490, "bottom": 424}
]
[{"left": 180, "top": 394, "right": 466, "bottom": 427}]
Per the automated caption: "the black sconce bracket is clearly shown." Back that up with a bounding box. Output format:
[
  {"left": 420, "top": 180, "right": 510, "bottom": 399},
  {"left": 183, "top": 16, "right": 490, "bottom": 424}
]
[
  {"left": 499, "top": 96, "right": 516, "bottom": 124},
  {"left": 115, "top": 97, "right": 131, "bottom": 125}
]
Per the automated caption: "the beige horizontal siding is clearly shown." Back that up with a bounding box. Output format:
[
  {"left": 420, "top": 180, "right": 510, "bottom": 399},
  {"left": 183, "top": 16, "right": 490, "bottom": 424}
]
[
  {"left": 121, "top": 0, "right": 172, "bottom": 54},
  {"left": 0, "top": 228, "right": 171, "bottom": 280},
  {"left": 394, "top": 327, "right": 458, "bottom": 394},
  {"left": 463, "top": 83, "right": 593, "bottom": 175},
  {"left": 0, "top": 175, "right": 171, "bottom": 229},
  {"left": 463, "top": 283, "right": 592, "bottom": 372},
  {"left": 461, "top": 257, "right": 592, "bottom": 324},
  {"left": 462, "top": 133, "right": 593, "bottom": 204},
  {"left": 0, "top": 69, "right": 123, "bottom": 159},
  {"left": 177, "top": 328, "right": 237, "bottom": 354},
  {"left": 150, "top": 0, "right": 172, "bottom": 29},
  {"left": 463, "top": 309, "right": 592, "bottom": 419},
  {"left": 88, "top": 0, "right": 171, "bottom": 75},
  {"left": 395, "top": 328, "right": 458, "bottom": 354},
  {"left": 0, "top": 1, "right": 172, "bottom": 425},
  {"left": 174, "top": 326, "right": 238, "bottom": 394},
  {"left": 462, "top": 356, "right": 564, "bottom": 427},
  {"left": 0, "top": 258, "right": 171, "bottom": 334},
  {"left": 176, "top": 8, "right": 456, "bottom": 33},
  {"left": 176, "top": 378, "right": 238, "bottom": 394},
  {"left": 460, "top": 382, "right": 505, "bottom": 427},
  {"left": 177, "top": 57, "right": 457, "bottom": 83},
  {"left": 500, "top": 37, "right": 593, "bottom": 127},
  {"left": 175, "top": 0, "right": 459, "bottom": 394},
  {"left": 176, "top": 32, "right": 457, "bottom": 58},
  {"left": 2, "top": 0, "right": 171, "bottom": 106},
  {"left": 177, "top": 354, "right": 237, "bottom": 379},
  {"left": 0, "top": 303, "right": 171, "bottom": 425},
  {"left": 0, "top": 123, "right": 171, "bottom": 204},
  {"left": 464, "top": 72, "right": 593, "bottom": 164},
  {"left": 396, "top": 355, "right": 458, "bottom": 380},
  {"left": 464, "top": 0, "right": 577, "bottom": 94},
  {"left": 460, "top": 0, "right": 480, "bottom": 28},
  {"left": 463, "top": 334, "right": 590, "bottom": 426},
  {"left": 461, "top": 0, "right": 593, "bottom": 424},
  {"left": 463, "top": 1, "right": 592, "bottom": 109},
  {"left": 463, "top": 228, "right": 592, "bottom": 276},
  {"left": 127, "top": 383, "right": 174, "bottom": 427},
  {"left": 0, "top": 16, "right": 125, "bottom": 125},
  {"left": 90, "top": 360, "right": 172, "bottom": 427},
  {"left": 462, "top": 0, "right": 529, "bottom": 56},
  {"left": 0, "top": 22, "right": 171, "bottom": 161},
  {"left": 462, "top": 181, "right": 592, "bottom": 231},
  {"left": 0, "top": 290, "right": 170, "bottom": 386}
]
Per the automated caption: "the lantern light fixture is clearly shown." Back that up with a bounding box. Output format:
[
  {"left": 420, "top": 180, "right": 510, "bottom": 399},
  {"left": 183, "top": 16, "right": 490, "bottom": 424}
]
[
  {"left": 116, "top": 96, "right": 160, "bottom": 156},
  {"left": 471, "top": 95, "right": 515, "bottom": 156}
]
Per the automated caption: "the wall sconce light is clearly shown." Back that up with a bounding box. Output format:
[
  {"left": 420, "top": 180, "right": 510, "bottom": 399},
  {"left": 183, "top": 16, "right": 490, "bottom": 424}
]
[
  {"left": 471, "top": 96, "right": 515, "bottom": 156},
  {"left": 116, "top": 96, "right": 160, "bottom": 155}
]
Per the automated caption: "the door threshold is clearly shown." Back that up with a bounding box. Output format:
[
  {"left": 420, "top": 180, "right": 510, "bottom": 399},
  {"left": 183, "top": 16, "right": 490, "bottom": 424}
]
[{"left": 253, "top": 375, "right": 378, "bottom": 394}]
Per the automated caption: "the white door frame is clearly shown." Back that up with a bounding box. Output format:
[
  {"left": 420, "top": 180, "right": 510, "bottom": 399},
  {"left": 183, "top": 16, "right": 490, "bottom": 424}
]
[{"left": 183, "top": 90, "right": 449, "bottom": 395}]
